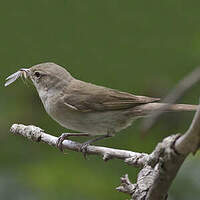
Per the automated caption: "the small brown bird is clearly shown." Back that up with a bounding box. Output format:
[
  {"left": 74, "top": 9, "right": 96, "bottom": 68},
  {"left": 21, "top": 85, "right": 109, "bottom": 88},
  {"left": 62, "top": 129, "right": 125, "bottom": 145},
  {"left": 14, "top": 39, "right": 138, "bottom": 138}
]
[{"left": 5, "top": 63, "right": 198, "bottom": 155}]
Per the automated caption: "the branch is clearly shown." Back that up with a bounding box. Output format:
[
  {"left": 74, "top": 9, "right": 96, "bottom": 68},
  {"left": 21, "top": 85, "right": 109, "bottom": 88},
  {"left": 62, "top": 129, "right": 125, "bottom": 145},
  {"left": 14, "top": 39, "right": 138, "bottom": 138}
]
[
  {"left": 10, "top": 124, "right": 149, "bottom": 165},
  {"left": 142, "top": 66, "right": 200, "bottom": 131},
  {"left": 10, "top": 101, "right": 200, "bottom": 200},
  {"left": 175, "top": 102, "right": 200, "bottom": 155},
  {"left": 144, "top": 103, "right": 200, "bottom": 200}
]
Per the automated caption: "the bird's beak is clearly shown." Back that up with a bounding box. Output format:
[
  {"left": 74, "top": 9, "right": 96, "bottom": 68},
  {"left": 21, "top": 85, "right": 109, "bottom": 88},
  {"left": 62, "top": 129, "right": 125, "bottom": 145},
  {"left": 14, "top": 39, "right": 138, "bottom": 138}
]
[
  {"left": 5, "top": 68, "right": 31, "bottom": 87},
  {"left": 19, "top": 68, "right": 31, "bottom": 79}
]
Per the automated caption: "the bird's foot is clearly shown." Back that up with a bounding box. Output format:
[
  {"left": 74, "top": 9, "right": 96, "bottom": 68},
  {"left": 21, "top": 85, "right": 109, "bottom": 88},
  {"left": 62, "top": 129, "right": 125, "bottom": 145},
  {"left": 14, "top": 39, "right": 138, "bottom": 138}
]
[
  {"left": 56, "top": 133, "right": 71, "bottom": 152},
  {"left": 56, "top": 133, "right": 90, "bottom": 152},
  {"left": 79, "top": 142, "right": 90, "bottom": 160},
  {"left": 79, "top": 133, "right": 114, "bottom": 159}
]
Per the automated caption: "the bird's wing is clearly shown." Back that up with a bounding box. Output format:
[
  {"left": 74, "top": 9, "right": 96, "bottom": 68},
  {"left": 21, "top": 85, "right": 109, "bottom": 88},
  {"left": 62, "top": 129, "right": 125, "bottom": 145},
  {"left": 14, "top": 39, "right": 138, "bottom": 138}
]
[{"left": 62, "top": 80, "right": 160, "bottom": 112}]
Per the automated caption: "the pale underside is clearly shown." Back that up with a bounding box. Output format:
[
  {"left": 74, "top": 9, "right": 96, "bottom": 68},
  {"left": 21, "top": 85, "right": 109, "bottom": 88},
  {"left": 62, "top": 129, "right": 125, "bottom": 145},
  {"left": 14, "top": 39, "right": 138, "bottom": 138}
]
[{"left": 39, "top": 79, "right": 160, "bottom": 135}]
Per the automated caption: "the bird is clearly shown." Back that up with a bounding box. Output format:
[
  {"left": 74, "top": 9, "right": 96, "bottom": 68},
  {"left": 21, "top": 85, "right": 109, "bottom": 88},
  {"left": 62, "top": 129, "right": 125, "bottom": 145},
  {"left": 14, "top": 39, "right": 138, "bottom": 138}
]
[{"left": 5, "top": 62, "right": 198, "bottom": 156}]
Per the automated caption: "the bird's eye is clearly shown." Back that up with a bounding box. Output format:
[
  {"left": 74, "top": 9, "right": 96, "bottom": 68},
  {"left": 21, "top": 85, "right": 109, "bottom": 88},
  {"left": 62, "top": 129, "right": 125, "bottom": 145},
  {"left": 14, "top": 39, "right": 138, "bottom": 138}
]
[{"left": 34, "top": 71, "right": 41, "bottom": 78}]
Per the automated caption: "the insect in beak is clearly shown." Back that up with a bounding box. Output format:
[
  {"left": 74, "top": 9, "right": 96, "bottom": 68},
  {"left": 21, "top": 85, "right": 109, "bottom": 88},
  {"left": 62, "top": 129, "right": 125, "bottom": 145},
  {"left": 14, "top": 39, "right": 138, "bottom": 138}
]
[{"left": 5, "top": 68, "right": 31, "bottom": 87}]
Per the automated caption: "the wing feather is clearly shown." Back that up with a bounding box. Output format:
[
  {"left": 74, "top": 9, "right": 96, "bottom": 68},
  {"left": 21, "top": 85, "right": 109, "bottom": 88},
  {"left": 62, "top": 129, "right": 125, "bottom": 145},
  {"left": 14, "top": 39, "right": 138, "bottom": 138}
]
[{"left": 62, "top": 80, "right": 160, "bottom": 112}]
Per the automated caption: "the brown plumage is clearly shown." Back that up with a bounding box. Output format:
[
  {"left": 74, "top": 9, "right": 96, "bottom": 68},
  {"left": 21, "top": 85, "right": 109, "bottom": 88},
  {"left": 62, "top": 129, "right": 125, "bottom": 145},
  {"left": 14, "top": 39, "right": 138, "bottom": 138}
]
[
  {"left": 5, "top": 62, "right": 198, "bottom": 153},
  {"left": 62, "top": 79, "right": 160, "bottom": 112}
]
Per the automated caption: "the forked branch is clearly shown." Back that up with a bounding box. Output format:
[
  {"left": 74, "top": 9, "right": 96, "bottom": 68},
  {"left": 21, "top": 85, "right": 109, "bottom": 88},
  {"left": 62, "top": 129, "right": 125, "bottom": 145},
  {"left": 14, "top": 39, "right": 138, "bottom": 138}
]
[{"left": 10, "top": 100, "right": 200, "bottom": 200}]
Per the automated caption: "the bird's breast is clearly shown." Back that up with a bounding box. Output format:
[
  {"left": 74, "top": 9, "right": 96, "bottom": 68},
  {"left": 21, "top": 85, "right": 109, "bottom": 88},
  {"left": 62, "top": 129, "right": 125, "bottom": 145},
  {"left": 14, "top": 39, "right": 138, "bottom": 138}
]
[{"left": 42, "top": 93, "right": 135, "bottom": 135}]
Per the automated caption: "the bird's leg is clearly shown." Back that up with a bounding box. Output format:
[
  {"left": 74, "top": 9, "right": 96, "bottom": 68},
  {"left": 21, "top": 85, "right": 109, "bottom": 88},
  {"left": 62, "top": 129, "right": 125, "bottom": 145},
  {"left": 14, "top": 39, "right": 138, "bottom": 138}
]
[
  {"left": 80, "top": 130, "right": 115, "bottom": 159},
  {"left": 56, "top": 133, "right": 90, "bottom": 152}
]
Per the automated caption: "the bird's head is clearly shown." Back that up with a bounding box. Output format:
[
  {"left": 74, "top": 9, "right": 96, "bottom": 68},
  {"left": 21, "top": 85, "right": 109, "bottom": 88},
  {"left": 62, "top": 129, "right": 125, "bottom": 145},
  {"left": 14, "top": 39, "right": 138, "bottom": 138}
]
[
  {"left": 29, "top": 62, "right": 73, "bottom": 91},
  {"left": 5, "top": 62, "right": 73, "bottom": 92}
]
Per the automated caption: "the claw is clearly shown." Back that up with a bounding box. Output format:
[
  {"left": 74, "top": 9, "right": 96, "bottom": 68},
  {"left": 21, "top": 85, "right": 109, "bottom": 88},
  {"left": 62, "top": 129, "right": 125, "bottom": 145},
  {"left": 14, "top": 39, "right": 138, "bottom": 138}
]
[
  {"left": 56, "top": 133, "right": 69, "bottom": 152},
  {"left": 79, "top": 143, "right": 89, "bottom": 160},
  {"left": 56, "top": 133, "right": 90, "bottom": 153}
]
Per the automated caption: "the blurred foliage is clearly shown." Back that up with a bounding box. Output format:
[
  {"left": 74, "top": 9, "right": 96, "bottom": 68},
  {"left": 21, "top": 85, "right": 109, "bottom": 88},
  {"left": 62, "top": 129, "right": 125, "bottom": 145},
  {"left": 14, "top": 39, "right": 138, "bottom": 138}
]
[{"left": 1, "top": 1, "right": 200, "bottom": 199}]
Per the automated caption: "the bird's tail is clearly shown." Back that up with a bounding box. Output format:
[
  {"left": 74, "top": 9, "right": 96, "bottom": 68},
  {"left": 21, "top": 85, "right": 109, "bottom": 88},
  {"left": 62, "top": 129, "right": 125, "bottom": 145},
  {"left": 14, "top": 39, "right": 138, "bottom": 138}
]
[{"left": 133, "top": 103, "right": 198, "bottom": 116}]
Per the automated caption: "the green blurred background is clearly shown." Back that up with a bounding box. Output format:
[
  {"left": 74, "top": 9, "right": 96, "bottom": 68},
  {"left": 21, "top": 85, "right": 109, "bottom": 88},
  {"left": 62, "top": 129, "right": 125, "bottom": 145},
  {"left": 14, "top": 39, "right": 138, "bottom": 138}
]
[{"left": 1, "top": 1, "right": 200, "bottom": 199}]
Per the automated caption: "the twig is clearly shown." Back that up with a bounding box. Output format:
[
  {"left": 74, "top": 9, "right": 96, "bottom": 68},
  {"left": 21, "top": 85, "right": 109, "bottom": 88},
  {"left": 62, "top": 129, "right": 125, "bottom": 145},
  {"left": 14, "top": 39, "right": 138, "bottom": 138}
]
[
  {"left": 10, "top": 124, "right": 149, "bottom": 167},
  {"left": 175, "top": 103, "right": 200, "bottom": 155},
  {"left": 144, "top": 102, "right": 200, "bottom": 200},
  {"left": 10, "top": 100, "right": 200, "bottom": 200},
  {"left": 116, "top": 174, "right": 136, "bottom": 194},
  {"left": 142, "top": 66, "right": 200, "bottom": 131}
]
